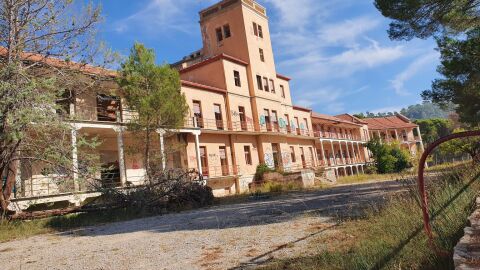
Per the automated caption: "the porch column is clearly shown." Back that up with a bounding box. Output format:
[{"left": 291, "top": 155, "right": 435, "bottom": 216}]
[
  {"left": 351, "top": 142, "right": 357, "bottom": 163},
  {"left": 345, "top": 142, "right": 351, "bottom": 164},
  {"left": 319, "top": 140, "right": 326, "bottom": 166},
  {"left": 158, "top": 129, "right": 166, "bottom": 170},
  {"left": 194, "top": 131, "right": 203, "bottom": 176},
  {"left": 115, "top": 127, "right": 127, "bottom": 186},
  {"left": 330, "top": 140, "right": 336, "bottom": 165},
  {"left": 71, "top": 124, "right": 80, "bottom": 191},
  {"left": 378, "top": 131, "right": 382, "bottom": 143},
  {"left": 394, "top": 129, "right": 399, "bottom": 141},
  {"left": 360, "top": 165, "right": 365, "bottom": 174},
  {"left": 356, "top": 143, "right": 362, "bottom": 163},
  {"left": 339, "top": 142, "right": 345, "bottom": 165},
  {"left": 416, "top": 127, "right": 425, "bottom": 152}
]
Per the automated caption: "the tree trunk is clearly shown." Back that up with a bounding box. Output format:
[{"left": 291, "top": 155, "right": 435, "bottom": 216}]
[{"left": 0, "top": 159, "right": 19, "bottom": 213}]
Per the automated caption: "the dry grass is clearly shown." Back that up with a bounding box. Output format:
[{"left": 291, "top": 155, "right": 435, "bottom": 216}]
[{"left": 261, "top": 166, "right": 480, "bottom": 270}]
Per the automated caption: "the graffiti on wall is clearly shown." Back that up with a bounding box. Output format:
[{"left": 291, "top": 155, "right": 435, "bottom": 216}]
[
  {"left": 259, "top": 115, "right": 266, "bottom": 125},
  {"left": 264, "top": 153, "right": 274, "bottom": 169},
  {"left": 281, "top": 152, "right": 291, "bottom": 170}
]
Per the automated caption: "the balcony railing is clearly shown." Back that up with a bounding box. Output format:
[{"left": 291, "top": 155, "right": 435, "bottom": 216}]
[
  {"left": 313, "top": 131, "right": 363, "bottom": 141},
  {"left": 195, "top": 165, "right": 240, "bottom": 179}
]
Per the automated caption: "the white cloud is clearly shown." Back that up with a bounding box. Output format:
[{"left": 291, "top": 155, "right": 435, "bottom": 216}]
[
  {"left": 331, "top": 40, "right": 404, "bottom": 68},
  {"left": 390, "top": 51, "right": 439, "bottom": 96},
  {"left": 320, "top": 16, "right": 382, "bottom": 46},
  {"left": 112, "top": 0, "right": 218, "bottom": 35}
]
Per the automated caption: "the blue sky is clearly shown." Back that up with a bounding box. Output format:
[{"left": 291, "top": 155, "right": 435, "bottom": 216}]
[{"left": 92, "top": 0, "right": 440, "bottom": 115}]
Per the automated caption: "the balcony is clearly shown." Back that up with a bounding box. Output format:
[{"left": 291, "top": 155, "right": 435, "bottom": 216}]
[
  {"left": 196, "top": 165, "right": 240, "bottom": 179},
  {"left": 313, "top": 131, "right": 363, "bottom": 141}
]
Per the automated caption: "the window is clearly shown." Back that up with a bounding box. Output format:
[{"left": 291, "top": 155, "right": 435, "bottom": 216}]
[
  {"left": 219, "top": 146, "right": 229, "bottom": 176},
  {"left": 253, "top": 22, "right": 263, "bottom": 38},
  {"left": 263, "top": 77, "right": 269, "bottom": 92},
  {"left": 284, "top": 114, "right": 291, "bottom": 132},
  {"left": 280, "top": 85, "right": 285, "bottom": 98},
  {"left": 300, "top": 147, "right": 306, "bottom": 168},
  {"left": 193, "top": 100, "right": 203, "bottom": 128},
  {"left": 309, "top": 147, "right": 315, "bottom": 166},
  {"left": 269, "top": 79, "right": 275, "bottom": 94},
  {"left": 256, "top": 75, "right": 263, "bottom": 90},
  {"left": 264, "top": 109, "right": 271, "bottom": 131},
  {"left": 239, "top": 106, "right": 247, "bottom": 130},
  {"left": 271, "top": 110, "right": 278, "bottom": 131},
  {"left": 304, "top": 118, "right": 309, "bottom": 130},
  {"left": 223, "top": 24, "right": 231, "bottom": 38},
  {"left": 295, "top": 117, "right": 300, "bottom": 135},
  {"left": 214, "top": 104, "right": 223, "bottom": 130},
  {"left": 216, "top": 27, "right": 223, "bottom": 42},
  {"left": 258, "top": 24, "right": 263, "bottom": 38},
  {"left": 244, "top": 146, "right": 252, "bottom": 165},
  {"left": 290, "top": 146, "right": 296, "bottom": 163},
  {"left": 259, "top": 48, "right": 265, "bottom": 62},
  {"left": 233, "top": 70, "right": 241, "bottom": 87}
]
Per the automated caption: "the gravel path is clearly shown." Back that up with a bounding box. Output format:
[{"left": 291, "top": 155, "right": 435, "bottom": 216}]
[{"left": 0, "top": 180, "right": 406, "bottom": 270}]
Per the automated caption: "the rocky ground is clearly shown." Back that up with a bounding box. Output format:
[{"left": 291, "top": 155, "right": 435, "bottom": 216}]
[{"left": 0, "top": 180, "right": 406, "bottom": 270}]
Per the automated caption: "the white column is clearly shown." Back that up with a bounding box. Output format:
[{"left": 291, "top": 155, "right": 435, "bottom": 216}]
[
  {"left": 158, "top": 130, "right": 166, "bottom": 170},
  {"left": 356, "top": 143, "right": 362, "bottom": 163},
  {"left": 416, "top": 127, "right": 425, "bottom": 152},
  {"left": 339, "top": 142, "right": 345, "bottom": 165},
  {"left": 115, "top": 127, "right": 127, "bottom": 186},
  {"left": 351, "top": 142, "right": 357, "bottom": 163},
  {"left": 345, "top": 142, "right": 351, "bottom": 164},
  {"left": 330, "top": 141, "right": 336, "bottom": 165},
  {"left": 71, "top": 125, "right": 79, "bottom": 191},
  {"left": 320, "top": 140, "right": 326, "bottom": 166},
  {"left": 394, "top": 130, "right": 399, "bottom": 141},
  {"left": 194, "top": 132, "right": 203, "bottom": 176},
  {"left": 378, "top": 131, "right": 382, "bottom": 143}
]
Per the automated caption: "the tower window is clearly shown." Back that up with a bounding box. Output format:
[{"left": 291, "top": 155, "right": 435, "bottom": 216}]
[
  {"left": 223, "top": 24, "right": 231, "bottom": 38},
  {"left": 233, "top": 70, "right": 241, "bottom": 87},
  {"left": 216, "top": 27, "right": 223, "bottom": 42},
  {"left": 263, "top": 77, "right": 269, "bottom": 92},
  {"left": 269, "top": 79, "right": 275, "bottom": 94},
  {"left": 259, "top": 48, "right": 265, "bottom": 62},
  {"left": 256, "top": 75, "right": 263, "bottom": 90},
  {"left": 280, "top": 85, "right": 285, "bottom": 98},
  {"left": 253, "top": 22, "right": 258, "bottom": 36},
  {"left": 258, "top": 25, "right": 263, "bottom": 38}
]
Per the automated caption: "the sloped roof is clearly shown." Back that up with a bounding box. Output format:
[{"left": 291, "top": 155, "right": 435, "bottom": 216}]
[
  {"left": 363, "top": 114, "right": 418, "bottom": 130},
  {"left": 312, "top": 112, "right": 362, "bottom": 127},
  {"left": 335, "top": 113, "right": 368, "bottom": 125}
]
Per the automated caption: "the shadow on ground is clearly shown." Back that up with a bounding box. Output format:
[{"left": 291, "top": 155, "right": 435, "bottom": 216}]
[{"left": 54, "top": 180, "right": 407, "bottom": 238}]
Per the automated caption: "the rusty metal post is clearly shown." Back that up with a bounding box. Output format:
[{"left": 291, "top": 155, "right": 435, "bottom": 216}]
[{"left": 417, "top": 130, "right": 480, "bottom": 253}]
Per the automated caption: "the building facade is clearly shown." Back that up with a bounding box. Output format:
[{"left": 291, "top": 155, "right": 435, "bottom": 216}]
[{"left": 9, "top": 0, "right": 423, "bottom": 209}]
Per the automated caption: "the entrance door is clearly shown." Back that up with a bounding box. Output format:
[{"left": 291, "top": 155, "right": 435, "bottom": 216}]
[
  {"left": 300, "top": 147, "right": 306, "bottom": 168},
  {"left": 272, "top": 143, "right": 281, "bottom": 169},
  {"left": 200, "top": 146, "right": 208, "bottom": 177},
  {"left": 219, "top": 146, "right": 229, "bottom": 176}
]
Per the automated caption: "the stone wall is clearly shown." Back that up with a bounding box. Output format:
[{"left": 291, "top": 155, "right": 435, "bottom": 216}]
[
  {"left": 263, "top": 169, "right": 315, "bottom": 188},
  {"left": 453, "top": 197, "right": 480, "bottom": 269}
]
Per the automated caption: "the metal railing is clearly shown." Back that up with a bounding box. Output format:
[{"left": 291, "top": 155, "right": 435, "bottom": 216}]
[{"left": 313, "top": 131, "right": 363, "bottom": 141}]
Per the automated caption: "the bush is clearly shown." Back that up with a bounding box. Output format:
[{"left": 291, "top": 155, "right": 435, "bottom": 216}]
[
  {"left": 366, "top": 138, "right": 412, "bottom": 174},
  {"left": 254, "top": 163, "right": 274, "bottom": 182}
]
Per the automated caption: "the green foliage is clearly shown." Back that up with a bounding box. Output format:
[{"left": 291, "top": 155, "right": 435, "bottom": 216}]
[
  {"left": 438, "top": 128, "right": 480, "bottom": 162},
  {"left": 374, "top": 0, "right": 480, "bottom": 40},
  {"left": 366, "top": 138, "right": 412, "bottom": 174},
  {"left": 254, "top": 164, "right": 274, "bottom": 182},
  {"left": 415, "top": 118, "right": 452, "bottom": 145},
  {"left": 422, "top": 29, "right": 480, "bottom": 126},
  {"left": 400, "top": 102, "right": 453, "bottom": 120},
  {"left": 118, "top": 43, "right": 188, "bottom": 130}
]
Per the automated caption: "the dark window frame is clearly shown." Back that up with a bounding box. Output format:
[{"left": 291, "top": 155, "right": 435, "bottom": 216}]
[{"left": 233, "top": 70, "right": 241, "bottom": 87}]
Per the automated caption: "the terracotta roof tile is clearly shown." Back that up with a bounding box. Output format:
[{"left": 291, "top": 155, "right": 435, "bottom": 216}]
[{"left": 363, "top": 115, "right": 418, "bottom": 130}]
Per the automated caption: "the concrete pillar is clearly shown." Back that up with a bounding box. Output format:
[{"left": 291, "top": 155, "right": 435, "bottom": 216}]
[
  {"left": 194, "top": 132, "right": 203, "bottom": 176},
  {"left": 378, "top": 131, "right": 382, "bottom": 143},
  {"left": 361, "top": 165, "right": 365, "bottom": 174},
  {"left": 71, "top": 125, "right": 80, "bottom": 191},
  {"left": 394, "top": 130, "right": 399, "bottom": 141},
  {"left": 339, "top": 142, "right": 345, "bottom": 165},
  {"left": 351, "top": 142, "right": 356, "bottom": 163},
  {"left": 330, "top": 141, "right": 336, "bottom": 165},
  {"left": 115, "top": 127, "right": 127, "bottom": 186},
  {"left": 319, "top": 140, "right": 326, "bottom": 166}
]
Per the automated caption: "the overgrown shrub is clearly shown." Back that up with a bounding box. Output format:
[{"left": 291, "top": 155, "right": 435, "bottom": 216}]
[
  {"left": 366, "top": 138, "right": 412, "bottom": 174},
  {"left": 254, "top": 163, "right": 274, "bottom": 182}
]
